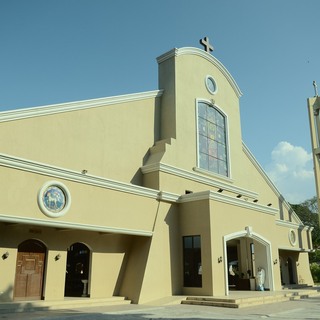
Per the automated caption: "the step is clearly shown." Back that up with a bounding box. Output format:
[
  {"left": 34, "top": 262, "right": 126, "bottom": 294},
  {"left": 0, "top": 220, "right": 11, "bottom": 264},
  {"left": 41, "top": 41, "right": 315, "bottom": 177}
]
[
  {"left": 181, "top": 290, "right": 320, "bottom": 309},
  {"left": 181, "top": 299, "right": 240, "bottom": 308}
]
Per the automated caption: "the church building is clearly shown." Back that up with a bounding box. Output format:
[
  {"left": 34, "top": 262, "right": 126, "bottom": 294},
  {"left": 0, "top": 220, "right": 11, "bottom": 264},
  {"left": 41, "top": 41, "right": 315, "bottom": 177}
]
[{"left": 0, "top": 39, "right": 314, "bottom": 304}]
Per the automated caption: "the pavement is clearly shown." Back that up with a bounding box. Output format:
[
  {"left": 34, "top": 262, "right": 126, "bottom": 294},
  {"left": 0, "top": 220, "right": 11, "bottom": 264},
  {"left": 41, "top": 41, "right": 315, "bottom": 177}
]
[{"left": 1, "top": 297, "right": 320, "bottom": 320}]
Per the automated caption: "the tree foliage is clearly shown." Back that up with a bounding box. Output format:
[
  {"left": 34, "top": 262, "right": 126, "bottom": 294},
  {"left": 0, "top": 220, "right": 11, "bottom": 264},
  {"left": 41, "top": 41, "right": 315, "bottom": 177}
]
[{"left": 290, "top": 196, "right": 320, "bottom": 263}]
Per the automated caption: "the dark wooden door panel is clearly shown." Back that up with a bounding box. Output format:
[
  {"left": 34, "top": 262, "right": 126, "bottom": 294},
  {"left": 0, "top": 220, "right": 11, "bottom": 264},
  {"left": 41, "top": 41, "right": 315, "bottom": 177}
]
[{"left": 14, "top": 252, "right": 45, "bottom": 300}]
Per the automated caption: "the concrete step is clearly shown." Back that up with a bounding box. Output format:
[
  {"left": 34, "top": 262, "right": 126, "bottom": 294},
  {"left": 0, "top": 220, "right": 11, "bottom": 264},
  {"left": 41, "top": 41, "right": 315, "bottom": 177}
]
[
  {"left": 182, "top": 294, "right": 291, "bottom": 308},
  {"left": 0, "top": 296, "right": 131, "bottom": 313},
  {"left": 182, "top": 289, "right": 320, "bottom": 309}
]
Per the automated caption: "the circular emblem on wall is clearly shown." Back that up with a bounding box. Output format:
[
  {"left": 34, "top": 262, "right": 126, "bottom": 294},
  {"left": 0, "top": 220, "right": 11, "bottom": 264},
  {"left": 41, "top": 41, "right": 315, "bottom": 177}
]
[
  {"left": 289, "top": 229, "right": 297, "bottom": 246},
  {"left": 205, "top": 75, "right": 217, "bottom": 94},
  {"left": 38, "top": 181, "right": 71, "bottom": 218}
]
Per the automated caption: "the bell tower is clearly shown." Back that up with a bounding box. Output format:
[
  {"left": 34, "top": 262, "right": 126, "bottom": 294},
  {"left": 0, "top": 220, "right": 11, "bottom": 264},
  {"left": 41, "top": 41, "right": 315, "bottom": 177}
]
[{"left": 307, "top": 87, "right": 320, "bottom": 224}]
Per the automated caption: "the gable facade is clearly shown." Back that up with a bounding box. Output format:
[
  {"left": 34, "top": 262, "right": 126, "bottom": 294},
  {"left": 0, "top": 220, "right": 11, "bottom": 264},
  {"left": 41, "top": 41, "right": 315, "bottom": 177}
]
[{"left": 0, "top": 47, "right": 313, "bottom": 304}]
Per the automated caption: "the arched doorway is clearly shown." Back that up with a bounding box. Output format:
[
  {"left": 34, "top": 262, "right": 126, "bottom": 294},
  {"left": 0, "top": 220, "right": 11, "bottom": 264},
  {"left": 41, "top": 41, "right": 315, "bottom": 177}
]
[
  {"left": 65, "top": 243, "right": 90, "bottom": 297},
  {"left": 226, "top": 238, "right": 255, "bottom": 291},
  {"left": 224, "top": 230, "right": 274, "bottom": 295},
  {"left": 14, "top": 239, "right": 46, "bottom": 301}
]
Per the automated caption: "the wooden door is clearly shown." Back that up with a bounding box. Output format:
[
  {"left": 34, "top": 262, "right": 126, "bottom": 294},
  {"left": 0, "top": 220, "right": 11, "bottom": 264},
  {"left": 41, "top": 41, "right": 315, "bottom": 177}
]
[{"left": 14, "top": 252, "right": 45, "bottom": 300}]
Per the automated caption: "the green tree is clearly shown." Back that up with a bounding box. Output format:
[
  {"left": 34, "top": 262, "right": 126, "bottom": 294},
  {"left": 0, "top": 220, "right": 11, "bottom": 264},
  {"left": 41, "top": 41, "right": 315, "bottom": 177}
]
[{"left": 291, "top": 196, "right": 320, "bottom": 263}]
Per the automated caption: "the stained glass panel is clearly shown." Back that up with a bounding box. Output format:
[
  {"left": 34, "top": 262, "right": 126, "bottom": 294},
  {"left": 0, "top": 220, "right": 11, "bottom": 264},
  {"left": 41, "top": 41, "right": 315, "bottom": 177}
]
[
  {"left": 197, "top": 102, "right": 228, "bottom": 176},
  {"left": 198, "top": 118, "right": 207, "bottom": 135},
  {"left": 199, "top": 135, "right": 208, "bottom": 153},
  {"left": 216, "top": 112, "right": 224, "bottom": 127},
  {"left": 217, "top": 143, "right": 226, "bottom": 160},
  {"left": 218, "top": 159, "right": 228, "bottom": 176},
  {"left": 208, "top": 140, "right": 218, "bottom": 157},
  {"left": 199, "top": 153, "right": 209, "bottom": 169},
  {"left": 207, "top": 107, "right": 215, "bottom": 123},
  {"left": 208, "top": 123, "right": 216, "bottom": 140},
  {"left": 198, "top": 103, "right": 207, "bottom": 119},
  {"left": 208, "top": 156, "right": 218, "bottom": 173},
  {"left": 216, "top": 126, "right": 225, "bottom": 143}
]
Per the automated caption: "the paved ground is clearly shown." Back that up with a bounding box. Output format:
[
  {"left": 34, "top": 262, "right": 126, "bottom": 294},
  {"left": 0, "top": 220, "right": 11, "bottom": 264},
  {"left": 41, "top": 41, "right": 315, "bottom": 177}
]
[{"left": 1, "top": 297, "right": 320, "bottom": 320}]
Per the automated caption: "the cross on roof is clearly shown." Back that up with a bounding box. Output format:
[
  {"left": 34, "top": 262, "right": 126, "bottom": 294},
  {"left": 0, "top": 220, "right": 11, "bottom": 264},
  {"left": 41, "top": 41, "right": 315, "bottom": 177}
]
[{"left": 200, "top": 36, "right": 214, "bottom": 53}]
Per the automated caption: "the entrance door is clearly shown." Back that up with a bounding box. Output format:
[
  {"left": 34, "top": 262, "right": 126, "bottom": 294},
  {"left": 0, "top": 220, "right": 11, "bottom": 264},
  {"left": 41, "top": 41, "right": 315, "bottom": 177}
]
[
  {"left": 65, "top": 243, "right": 90, "bottom": 297},
  {"left": 14, "top": 240, "right": 46, "bottom": 300},
  {"left": 227, "top": 242, "right": 239, "bottom": 289},
  {"left": 288, "top": 257, "right": 296, "bottom": 284}
]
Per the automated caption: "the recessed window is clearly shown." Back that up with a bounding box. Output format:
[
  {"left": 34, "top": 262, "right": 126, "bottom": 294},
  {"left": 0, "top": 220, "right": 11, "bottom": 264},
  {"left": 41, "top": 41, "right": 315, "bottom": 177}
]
[
  {"left": 183, "top": 235, "right": 202, "bottom": 287},
  {"left": 197, "top": 101, "right": 228, "bottom": 176}
]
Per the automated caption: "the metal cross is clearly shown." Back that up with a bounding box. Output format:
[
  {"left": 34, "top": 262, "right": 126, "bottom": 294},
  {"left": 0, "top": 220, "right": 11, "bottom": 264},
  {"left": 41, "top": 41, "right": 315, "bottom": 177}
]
[
  {"left": 200, "top": 36, "right": 214, "bottom": 53},
  {"left": 313, "top": 80, "right": 318, "bottom": 97}
]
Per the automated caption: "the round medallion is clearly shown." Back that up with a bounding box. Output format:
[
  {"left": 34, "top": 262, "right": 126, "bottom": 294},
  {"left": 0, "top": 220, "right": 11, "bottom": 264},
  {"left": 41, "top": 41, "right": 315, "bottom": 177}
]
[
  {"left": 43, "top": 186, "right": 66, "bottom": 213},
  {"left": 205, "top": 76, "right": 217, "bottom": 94},
  {"left": 38, "top": 181, "right": 71, "bottom": 218},
  {"left": 289, "top": 229, "right": 297, "bottom": 246}
]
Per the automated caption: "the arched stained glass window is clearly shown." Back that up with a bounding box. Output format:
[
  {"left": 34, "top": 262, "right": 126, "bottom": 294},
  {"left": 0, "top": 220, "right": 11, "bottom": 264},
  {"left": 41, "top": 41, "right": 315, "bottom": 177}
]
[{"left": 197, "top": 102, "right": 228, "bottom": 176}]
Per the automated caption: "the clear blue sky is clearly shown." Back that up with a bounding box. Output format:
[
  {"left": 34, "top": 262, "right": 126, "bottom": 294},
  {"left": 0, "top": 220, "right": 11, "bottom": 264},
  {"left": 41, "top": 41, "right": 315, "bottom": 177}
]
[{"left": 1, "top": 0, "right": 319, "bottom": 203}]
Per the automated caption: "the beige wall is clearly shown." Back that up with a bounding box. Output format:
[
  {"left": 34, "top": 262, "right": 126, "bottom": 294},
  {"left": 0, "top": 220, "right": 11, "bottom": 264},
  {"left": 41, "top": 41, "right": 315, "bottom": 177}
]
[
  {"left": 90, "top": 252, "right": 125, "bottom": 298},
  {"left": 179, "top": 200, "right": 214, "bottom": 296},
  {"left": 136, "top": 202, "right": 181, "bottom": 303},
  {"left": 0, "top": 165, "right": 159, "bottom": 234},
  {"left": 0, "top": 224, "right": 137, "bottom": 302},
  {"left": 0, "top": 247, "right": 17, "bottom": 301},
  {"left": 0, "top": 98, "right": 161, "bottom": 185}
]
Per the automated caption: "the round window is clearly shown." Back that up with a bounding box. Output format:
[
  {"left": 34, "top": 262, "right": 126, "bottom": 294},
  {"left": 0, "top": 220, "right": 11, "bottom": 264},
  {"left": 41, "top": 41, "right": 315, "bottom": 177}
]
[
  {"left": 289, "top": 229, "right": 297, "bottom": 246},
  {"left": 38, "top": 181, "right": 71, "bottom": 218},
  {"left": 205, "top": 76, "right": 217, "bottom": 94}
]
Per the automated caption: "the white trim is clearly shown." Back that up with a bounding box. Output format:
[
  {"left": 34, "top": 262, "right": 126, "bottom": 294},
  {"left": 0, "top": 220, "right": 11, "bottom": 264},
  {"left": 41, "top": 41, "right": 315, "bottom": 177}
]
[
  {"left": 278, "top": 246, "right": 311, "bottom": 252},
  {"left": 192, "top": 166, "right": 233, "bottom": 183},
  {"left": 141, "top": 162, "right": 259, "bottom": 199},
  {"left": 0, "top": 213, "right": 153, "bottom": 237},
  {"left": 223, "top": 230, "right": 274, "bottom": 296},
  {"left": 276, "top": 219, "right": 304, "bottom": 229},
  {"left": 179, "top": 190, "right": 278, "bottom": 215},
  {"left": 158, "top": 191, "right": 180, "bottom": 202},
  {"left": 0, "top": 153, "right": 160, "bottom": 199},
  {"left": 157, "top": 47, "right": 242, "bottom": 98},
  {"left": 0, "top": 90, "right": 163, "bottom": 123}
]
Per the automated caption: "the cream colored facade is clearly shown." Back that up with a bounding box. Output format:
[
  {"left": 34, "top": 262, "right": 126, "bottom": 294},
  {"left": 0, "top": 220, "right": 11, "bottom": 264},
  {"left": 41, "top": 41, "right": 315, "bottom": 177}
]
[
  {"left": 0, "top": 47, "right": 314, "bottom": 304},
  {"left": 308, "top": 96, "right": 320, "bottom": 222}
]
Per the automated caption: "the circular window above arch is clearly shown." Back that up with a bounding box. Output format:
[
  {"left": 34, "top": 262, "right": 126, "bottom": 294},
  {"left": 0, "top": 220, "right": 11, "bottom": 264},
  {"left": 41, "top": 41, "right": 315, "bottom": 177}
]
[
  {"left": 289, "top": 229, "right": 297, "bottom": 246},
  {"left": 205, "top": 75, "right": 217, "bottom": 94},
  {"left": 38, "top": 181, "right": 71, "bottom": 218}
]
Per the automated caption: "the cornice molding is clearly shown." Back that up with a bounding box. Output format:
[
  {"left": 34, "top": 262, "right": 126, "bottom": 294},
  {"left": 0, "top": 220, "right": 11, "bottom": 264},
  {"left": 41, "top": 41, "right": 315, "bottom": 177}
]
[
  {"left": 156, "top": 47, "right": 242, "bottom": 98},
  {"left": 0, "top": 90, "right": 163, "bottom": 123},
  {"left": 179, "top": 190, "right": 278, "bottom": 215},
  {"left": 278, "top": 246, "right": 310, "bottom": 252},
  {"left": 0, "top": 213, "right": 153, "bottom": 237},
  {"left": 0, "top": 153, "right": 160, "bottom": 200},
  {"left": 141, "top": 162, "right": 258, "bottom": 199},
  {"left": 276, "top": 219, "right": 304, "bottom": 229}
]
